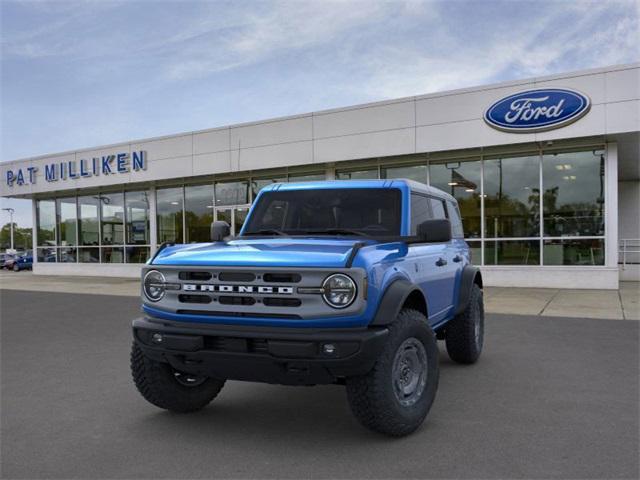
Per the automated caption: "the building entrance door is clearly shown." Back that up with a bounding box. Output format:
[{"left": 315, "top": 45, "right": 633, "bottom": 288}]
[{"left": 214, "top": 205, "right": 250, "bottom": 236}]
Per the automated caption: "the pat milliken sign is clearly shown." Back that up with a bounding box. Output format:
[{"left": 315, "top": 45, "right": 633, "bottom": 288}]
[
  {"left": 5, "top": 150, "right": 147, "bottom": 187},
  {"left": 484, "top": 88, "right": 591, "bottom": 133}
]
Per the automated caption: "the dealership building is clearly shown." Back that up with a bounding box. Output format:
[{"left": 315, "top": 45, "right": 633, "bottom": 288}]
[{"left": 1, "top": 63, "right": 638, "bottom": 289}]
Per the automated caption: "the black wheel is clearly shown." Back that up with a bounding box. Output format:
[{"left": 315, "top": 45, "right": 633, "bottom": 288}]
[
  {"left": 12, "top": 263, "right": 19, "bottom": 272},
  {"left": 445, "top": 283, "right": 484, "bottom": 364},
  {"left": 130, "top": 342, "right": 225, "bottom": 413},
  {"left": 345, "top": 309, "right": 439, "bottom": 436}
]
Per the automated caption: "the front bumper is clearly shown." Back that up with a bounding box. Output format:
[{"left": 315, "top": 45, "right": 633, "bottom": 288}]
[{"left": 133, "top": 317, "right": 388, "bottom": 385}]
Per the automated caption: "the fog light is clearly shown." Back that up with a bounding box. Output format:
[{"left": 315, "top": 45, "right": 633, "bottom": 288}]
[
  {"left": 323, "top": 343, "right": 336, "bottom": 355},
  {"left": 152, "top": 333, "right": 163, "bottom": 344}
]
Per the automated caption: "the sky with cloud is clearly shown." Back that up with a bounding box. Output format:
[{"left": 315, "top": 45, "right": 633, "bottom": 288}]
[{"left": 1, "top": 0, "right": 639, "bottom": 228}]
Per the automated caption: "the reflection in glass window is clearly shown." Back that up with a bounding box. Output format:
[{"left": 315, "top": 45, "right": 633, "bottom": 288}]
[
  {"left": 102, "top": 247, "right": 124, "bottom": 263},
  {"left": 542, "top": 150, "right": 605, "bottom": 237},
  {"left": 56, "top": 198, "right": 77, "bottom": 246},
  {"left": 252, "top": 177, "right": 286, "bottom": 198},
  {"left": 336, "top": 169, "right": 378, "bottom": 180},
  {"left": 37, "top": 200, "right": 56, "bottom": 246},
  {"left": 126, "top": 246, "right": 150, "bottom": 263},
  {"left": 484, "top": 155, "right": 540, "bottom": 238},
  {"left": 430, "top": 160, "right": 481, "bottom": 238},
  {"left": 383, "top": 164, "right": 428, "bottom": 184},
  {"left": 125, "top": 191, "right": 150, "bottom": 245},
  {"left": 446, "top": 201, "right": 464, "bottom": 239},
  {"left": 100, "top": 193, "right": 124, "bottom": 245},
  {"left": 78, "top": 196, "right": 100, "bottom": 246},
  {"left": 185, "top": 184, "right": 214, "bottom": 243},
  {"left": 58, "top": 247, "right": 77, "bottom": 263},
  {"left": 466, "top": 240, "right": 481, "bottom": 264},
  {"left": 37, "top": 246, "right": 57, "bottom": 262},
  {"left": 429, "top": 198, "right": 447, "bottom": 219},
  {"left": 543, "top": 239, "right": 604, "bottom": 265},
  {"left": 157, "top": 187, "right": 183, "bottom": 243},
  {"left": 288, "top": 172, "right": 325, "bottom": 182},
  {"left": 484, "top": 240, "right": 540, "bottom": 265},
  {"left": 215, "top": 180, "right": 248, "bottom": 206},
  {"left": 410, "top": 194, "right": 431, "bottom": 235},
  {"left": 78, "top": 247, "right": 100, "bottom": 263}
]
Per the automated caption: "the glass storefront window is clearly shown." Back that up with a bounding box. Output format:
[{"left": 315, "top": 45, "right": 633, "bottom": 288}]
[
  {"left": 484, "top": 155, "right": 540, "bottom": 238},
  {"left": 56, "top": 198, "right": 77, "bottom": 246},
  {"left": 78, "top": 247, "right": 100, "bottom": 263},
  {"left": 484, "top": 240, "right": 540, "bottom": 265},
  {"left": 77, "top": 196, "right": 100, "bottom": 246},
  {"left": 101, "top": 247, "right": 124, "bottom": 263},
  {"left": 125, "top": 191, "right": 150, "bottom": 245},
  {"left": 383, "top": 164, "right": 428, "bottom": 184},
  {"left": 36, "top": 200, "right": 56, "bottom": 246},
  {"left": 336, "top": 168, "right": 378, "bottom": 180},
  {"left": 466, "top": 240, "right": 481, "bottom": 264},
  {"left": 542, "top": 150, "right": 605, "bottom": 237},
  {"left": 252, "top": 177, "right": 286, "bottom": 198},
  {"left": 543, "top": 239, "right": 604, "bottom": 265},
  {"left": 58, "top": 247, "right": 77, "bottom": 263},
  {"left": 126, "top": 246, "right": 150, "bottom": 263},
  {"left": 100, "top": 193, "right": 124, "bottom": 245},
  {"left": 215, "top": 180, "right": 248, "bottom": 206},
  {"left": 288, "top": 172, "right": 325, "bottom": 182},
  {"left": 37, "top": 246, "right": 56, "bottom": 262},
  {"left": 430, "top": 159, "right": 481, "bottom": 238},
  {"left": 185, "top": 184, "right": 214, "bottom": 243},
  {"left": 157, "top": 187, "right": 184, "bottom": 243}
]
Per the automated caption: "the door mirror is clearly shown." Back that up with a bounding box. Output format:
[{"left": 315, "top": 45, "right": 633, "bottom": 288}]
[
  {"left": 211, "top": 221, "right": 231, "bottom": 242},
  {"left": 417, "top": 219, "right": 452, "bottom": 243}
]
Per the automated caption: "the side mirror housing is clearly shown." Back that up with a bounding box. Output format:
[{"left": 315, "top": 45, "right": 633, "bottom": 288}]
[
  {"left": 417, "top": 219, "right": 452, "bottom": 243},
  {"left": 211, "top": 221, "right": 231, "bottom": 242}
]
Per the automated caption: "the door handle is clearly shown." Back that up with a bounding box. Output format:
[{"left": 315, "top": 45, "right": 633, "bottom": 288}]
[
  {"left": 435, "top": 257, "right": 447, "bottom": 267},
  {"left": 453, "top": 255, "right": 462, "bottom": 263}
]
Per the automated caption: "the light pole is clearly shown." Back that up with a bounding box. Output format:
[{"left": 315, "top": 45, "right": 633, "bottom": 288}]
[{"left": 2, "top": 207, "right": 15, "bottom": 251}]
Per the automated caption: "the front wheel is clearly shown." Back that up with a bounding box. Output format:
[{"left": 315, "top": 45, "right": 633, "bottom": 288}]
[
  {"left": 12, "top": 263, "right": 19, "bottom": 272},
  {"left": 345, "top": 309, "right": 439, "bottom": 436},
  {"left": 130, "top": 342, "right": 225, "bottom": 413}
]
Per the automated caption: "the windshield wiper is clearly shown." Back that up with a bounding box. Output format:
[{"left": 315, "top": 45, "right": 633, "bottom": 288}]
[
  {"left": 305, "top": 228, "right": 369, "bottom": 237},
  {"left": 243, "top": 229, "right": 288, "bottom": 236}
]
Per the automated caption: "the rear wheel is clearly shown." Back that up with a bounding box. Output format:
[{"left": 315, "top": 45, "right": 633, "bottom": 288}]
[
  {"left": 130, "top": 342, "right": 225, "bottom": 413},
  {"left": 345, "top": 309, "right": 439, "bottom": 436},
  {"left": 445, "top": 283, "right": 484, "bottom": 364},
  {"left": 12, "top": 263, "right": 19, "bottom": 272}
]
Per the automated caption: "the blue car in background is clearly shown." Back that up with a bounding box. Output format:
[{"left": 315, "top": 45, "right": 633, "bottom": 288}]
[{"left": 12, "top": 253, "right": 33, "bottom": 271}]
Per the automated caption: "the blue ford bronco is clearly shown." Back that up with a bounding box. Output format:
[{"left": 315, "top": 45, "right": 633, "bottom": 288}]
[{"left": 131, "top": 179, "right": 484, "bottom": 436}]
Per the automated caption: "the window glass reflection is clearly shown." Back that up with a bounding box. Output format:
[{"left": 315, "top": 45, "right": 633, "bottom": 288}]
[
  {"left": 430, "top": 160, "right": 481, "bottom": 238},
  {"left": 484, "top": 155, "right": 540, "bottom": 238},
  {"left": 252, "top": 177, "right": 286, "bottom": 198},
  {"left": 484, "top": 240, "right": 540, "bottom": 265},
  {"left": 215, "top": 180, "right": 248, "bottom": 206},
  {"left": 78, "top": 196, "right": 100, "bottom": 246},
  {"left": 382, "top": 164, "right": 428, "bottom": 184},
  {"left": 125, "top": 191, "right": 150, "bottom": 245},
  {"left": 101, "top": 247, "right": 124, "bottom": 263},
  {"left": 126, "top": 246, "right": 150, "bottom": 263},
  {"left": 37, "top": 246, "right": 57, "bottom": 262},
  {"left": 157, "top": 187, "right": 183, "bottom": 243},
  {"left": 78, "top": 247, "right": 100, "bottom": 263},
  {"left": 56, "top": 198, "right": 77, "bottom": 246},
  {"left": 37, "top": 200, "right": 56, "bottom": 246},
  {"left": 100, "top": 193, "right": 124, "bottom": 245},
  {"left": 542, "top": 150, "right": 605, "bottom": 237},
  {"left": 288, "top": 172, "right": 325, "bottom": 182},
  {"left": 336, "top": 169, "right": 378, "bottom": 180},
  {"left": 543, "top": 239, "right": 604, "bottom": 265},
  {"left": 185, "top": 184, "right": 214, "bottom": 243}
]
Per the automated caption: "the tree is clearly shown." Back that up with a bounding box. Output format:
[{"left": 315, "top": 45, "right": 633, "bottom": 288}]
[{"left": 0, "top": 223, "right": 32, "bottom": 251}]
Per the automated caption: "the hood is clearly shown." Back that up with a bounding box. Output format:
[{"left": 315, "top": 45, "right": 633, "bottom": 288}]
[{"left": 151, "top": 238, "right": 370, "bottom": 268}]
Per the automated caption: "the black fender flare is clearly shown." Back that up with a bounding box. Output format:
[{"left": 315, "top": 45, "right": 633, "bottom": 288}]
[
  {"left": 454, "top": 265, "right": 483, "bottom": 316},
  {"left": 371, "top": 279, "right": 425, "bottom": 326}
]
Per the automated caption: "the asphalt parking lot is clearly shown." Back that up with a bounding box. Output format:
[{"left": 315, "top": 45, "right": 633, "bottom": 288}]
[{"left": 1, "top": 290, "right": 638, "bottom": 479}]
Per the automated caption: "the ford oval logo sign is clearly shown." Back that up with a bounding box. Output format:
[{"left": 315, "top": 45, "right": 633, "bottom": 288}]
[{"left": 484, "top": 88, "right": 591, "bottom": 133}]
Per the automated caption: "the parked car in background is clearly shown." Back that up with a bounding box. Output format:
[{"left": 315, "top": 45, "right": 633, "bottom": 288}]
[
  {"left": 12, "top": 252, "right": 33, "bottom": 271},
  {"left": 2, "top": 253, "right": 17, "bottom": 270}
]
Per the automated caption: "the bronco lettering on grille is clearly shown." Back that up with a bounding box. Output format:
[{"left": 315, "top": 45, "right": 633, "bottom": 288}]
[{"left": 182, "top": 284, "right": 294, "bottom": 294}]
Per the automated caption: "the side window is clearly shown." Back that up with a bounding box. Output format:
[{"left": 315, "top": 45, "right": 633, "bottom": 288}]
[
  {"left": 429, "top": 198, "right": 447, "bottom": 220},
  {"left": 410, "top": 194, "right": 431, "bottom": 234},
  {"left": 447, "top": 200, "right": 464, "bottom": 238}
]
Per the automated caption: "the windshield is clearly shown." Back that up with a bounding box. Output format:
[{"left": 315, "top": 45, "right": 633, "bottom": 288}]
[{"left": 243, "top": 188, "right": 401, "bottom": 236}]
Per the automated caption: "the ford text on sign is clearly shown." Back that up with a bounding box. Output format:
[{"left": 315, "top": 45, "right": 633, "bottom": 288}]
[{"left": 484, "top": 88, "right": 591, "bottom": 133}]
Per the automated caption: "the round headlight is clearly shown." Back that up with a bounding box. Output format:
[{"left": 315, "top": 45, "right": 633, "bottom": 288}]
[
  {"left": 322, "top": 273, "right": 357, "bottom": 309},
  {"left": 143, "top": 270, "right": 166, "bottom": 302}
]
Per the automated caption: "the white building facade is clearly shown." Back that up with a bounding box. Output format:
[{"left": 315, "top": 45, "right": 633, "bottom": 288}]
[{"left": 2, "top": 63, "right": 639, "bottom": 289}]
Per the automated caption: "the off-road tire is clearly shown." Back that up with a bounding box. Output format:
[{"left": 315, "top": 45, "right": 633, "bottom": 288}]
[
  {"left": 131, "top": 342, "right": 225, "bottom": 413},
  {"left": 445, "top": 283, "right": 484, "bottom": 364},
  {"left": 345, "top": 309, "right": 439, "bottom": 436}
]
